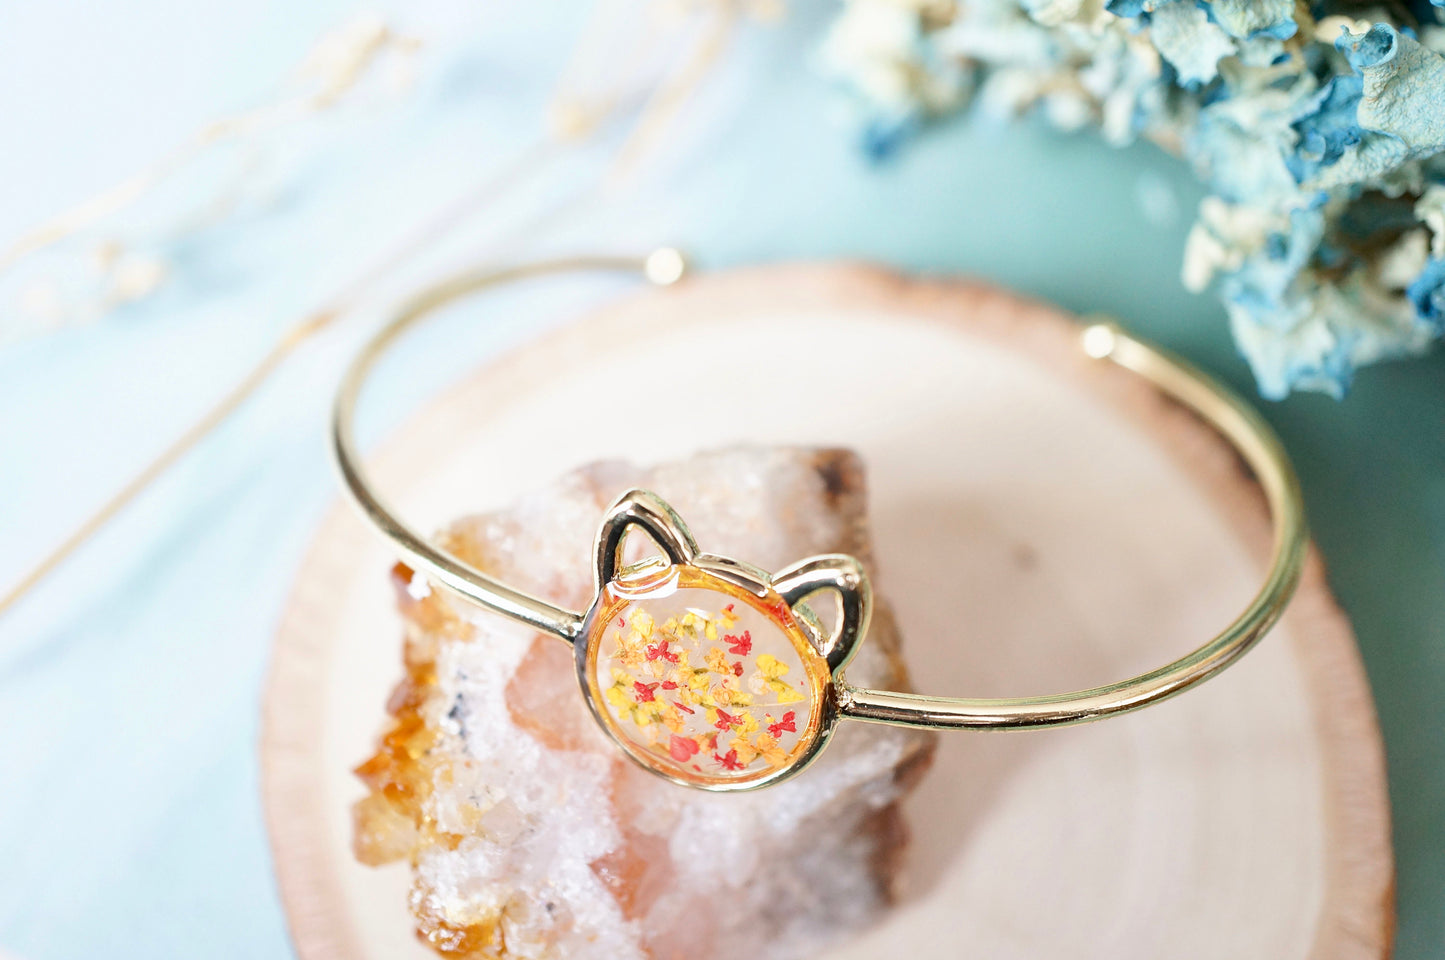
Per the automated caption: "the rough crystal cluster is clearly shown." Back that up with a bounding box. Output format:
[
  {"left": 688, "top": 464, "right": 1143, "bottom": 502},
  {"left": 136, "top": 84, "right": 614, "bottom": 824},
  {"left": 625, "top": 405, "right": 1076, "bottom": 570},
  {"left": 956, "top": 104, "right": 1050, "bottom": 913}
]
[
  {"left": 353, "top": 447, "right": 934, "bottom": 959},
  {"left": 821, "top": 0, "right": 1445, "bottom": 397}
]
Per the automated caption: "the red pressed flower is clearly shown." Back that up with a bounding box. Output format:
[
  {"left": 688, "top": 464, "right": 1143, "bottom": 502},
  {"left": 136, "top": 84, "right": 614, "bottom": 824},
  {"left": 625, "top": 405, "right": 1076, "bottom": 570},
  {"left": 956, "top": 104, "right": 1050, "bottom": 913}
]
[
  {"left": 768, "top": 711, "right": 797, "bottom": 738},
  {"left": 726, "top": 630, "right": 752, "bottom": 656},
  {"left": 714, "top": 708, "right": 741, "bottom": 730},
  {"left": 672, "top": 700, "right": 695, "bottom": 714},
  {"left": 646, "top": 638, "right": 680, "bottom": 663},
  {"left": 668, "top": 735, "right": 700, "bottom": 761},
  {"left": 714, "top": 749, "right": 745, "bottom": 771},
  {"left": 660, "top": 680, "right": 678, "bottom": 690},
  {"left": 732, "top": 661, "right": 744, "bottom": 677},
  {"left": 633, "top": 680, "right": 659, "bottom": 702},
  {"left": 617, "top": 616, "right": 626, "bottom": 627}
]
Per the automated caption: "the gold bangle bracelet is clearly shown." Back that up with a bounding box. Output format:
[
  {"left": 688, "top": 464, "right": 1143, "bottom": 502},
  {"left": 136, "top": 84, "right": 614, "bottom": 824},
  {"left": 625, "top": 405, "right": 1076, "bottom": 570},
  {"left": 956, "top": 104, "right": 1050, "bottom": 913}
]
[{"left": 332, "top": 249, "right": 1309, "bottom": 792}]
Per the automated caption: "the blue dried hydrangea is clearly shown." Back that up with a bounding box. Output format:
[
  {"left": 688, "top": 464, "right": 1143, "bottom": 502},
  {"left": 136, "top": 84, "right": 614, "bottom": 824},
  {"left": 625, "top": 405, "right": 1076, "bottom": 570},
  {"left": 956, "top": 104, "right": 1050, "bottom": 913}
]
[
  {"left": 821, "top": 1, "right": 1445, "bottom": 397},
  {"left": 1411, "top": 257, "right": 1445, "bottom": 324}
]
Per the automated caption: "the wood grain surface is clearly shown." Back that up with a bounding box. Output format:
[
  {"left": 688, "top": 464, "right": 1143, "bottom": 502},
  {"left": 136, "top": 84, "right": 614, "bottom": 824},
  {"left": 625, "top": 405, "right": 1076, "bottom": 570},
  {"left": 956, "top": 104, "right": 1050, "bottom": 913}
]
[{"left": 262, "top": 263, "right": 1393, "bottom": 960}]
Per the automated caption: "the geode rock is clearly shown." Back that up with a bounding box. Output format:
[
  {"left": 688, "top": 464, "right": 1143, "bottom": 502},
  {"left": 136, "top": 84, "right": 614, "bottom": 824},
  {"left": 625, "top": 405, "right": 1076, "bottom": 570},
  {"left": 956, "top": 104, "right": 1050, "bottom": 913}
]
[{"left": 353, "top": 446, "right": 935, "bottom": 959}]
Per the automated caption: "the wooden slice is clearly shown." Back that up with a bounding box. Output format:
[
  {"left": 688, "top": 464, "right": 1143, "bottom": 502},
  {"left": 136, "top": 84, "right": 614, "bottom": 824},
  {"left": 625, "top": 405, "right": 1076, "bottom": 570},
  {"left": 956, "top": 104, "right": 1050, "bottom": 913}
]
[{"left": 261, "top": 263, "right": 1393, "bottom": 960}]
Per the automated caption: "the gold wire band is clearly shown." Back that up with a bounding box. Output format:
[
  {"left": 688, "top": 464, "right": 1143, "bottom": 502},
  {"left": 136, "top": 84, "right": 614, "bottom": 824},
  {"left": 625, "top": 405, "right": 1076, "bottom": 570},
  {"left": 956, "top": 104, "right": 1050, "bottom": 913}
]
[{"left": 332, "top": 251, "right": 1308, "bottom": 733}]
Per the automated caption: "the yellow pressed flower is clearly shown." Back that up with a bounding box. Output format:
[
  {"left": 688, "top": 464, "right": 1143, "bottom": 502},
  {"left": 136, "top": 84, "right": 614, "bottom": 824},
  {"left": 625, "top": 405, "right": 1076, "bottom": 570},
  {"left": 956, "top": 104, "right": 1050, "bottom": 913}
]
[
  {"left": 605, "top": 684, "right": 631, "bottom": 712},
  {"left": 730, "top": 735, "right": 759, "bottom": 765},
  {"left": 711, "top": 682, "right": 754, "bottom": 708},
  {"left": 614, "top": 625, "right": 647, "bottom": 663},
  {"left": 679, "top": 611, "right": 706, "bottom": 638},
  {"left": 628, "top": 608, "right": 655, "bottom": 638},
  {"left": 753, "top": 732, "right": 787, "bottom": 766},
  {"left": 704, "top": 647, "right": 730, "bottom": 675},
  {"left": 756, "top": 654, "right": 789, "bottom": 679},
  {"left": 605, "top": 670, "right": 671, "bottom": 728},
  {"left": 632, "top": 700, "right": 661, "bottom": 727},
  {"left": 754, "top": 654, "right": 803, "bottom": 703}
]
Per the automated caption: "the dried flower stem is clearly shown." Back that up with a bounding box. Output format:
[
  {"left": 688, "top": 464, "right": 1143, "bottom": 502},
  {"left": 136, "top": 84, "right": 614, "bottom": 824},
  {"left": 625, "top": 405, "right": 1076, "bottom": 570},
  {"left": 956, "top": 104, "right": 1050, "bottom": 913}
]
[
  {"left": 0, "top": 2, "right": 753, "bottom": 618},
  {"left": 0, "top": 135, "right": 556, "bottom": 619}
]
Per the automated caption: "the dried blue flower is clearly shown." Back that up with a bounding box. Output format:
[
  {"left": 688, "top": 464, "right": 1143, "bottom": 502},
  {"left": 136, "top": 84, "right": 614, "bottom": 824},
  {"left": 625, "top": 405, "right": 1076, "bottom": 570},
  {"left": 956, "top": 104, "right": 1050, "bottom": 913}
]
[
  {"left": 1286, "top": 75, "right": 1364, "bottom": 183},
  {"left": 1202, "top": 0, "right": 1296, "bottom": 41},
  {"left": 1320, "top": 25, "right": 1445, "bottom": 187},
  {"left": 1409, "top": 259, "right": 1445, "bottom": 328},
  {"left": 820, "top": 1, "right": 1445, "bottom": 395},
  {"left": 1150, "top": 2, "right": 1236, "bottom": 86},
  {"left": 1105, "top": 0, "right": 1148, "bottom": 16},
  {"left": 1219, "top": 209, "right": 1324, "bottom": 320}
]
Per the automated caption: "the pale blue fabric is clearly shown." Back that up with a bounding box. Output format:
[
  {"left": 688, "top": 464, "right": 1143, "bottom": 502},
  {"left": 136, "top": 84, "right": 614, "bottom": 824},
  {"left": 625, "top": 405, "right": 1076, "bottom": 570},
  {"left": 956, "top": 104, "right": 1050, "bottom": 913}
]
[{"left": 1, "top": 3, "right": 1442, "bottom": 958}]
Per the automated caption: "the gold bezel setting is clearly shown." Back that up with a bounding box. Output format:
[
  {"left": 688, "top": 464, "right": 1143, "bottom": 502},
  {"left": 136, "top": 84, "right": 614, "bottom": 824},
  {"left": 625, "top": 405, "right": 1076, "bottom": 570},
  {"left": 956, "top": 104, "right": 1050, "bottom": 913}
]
[{"left": 574, "top": 489, "right": 868, "bottom": 790}]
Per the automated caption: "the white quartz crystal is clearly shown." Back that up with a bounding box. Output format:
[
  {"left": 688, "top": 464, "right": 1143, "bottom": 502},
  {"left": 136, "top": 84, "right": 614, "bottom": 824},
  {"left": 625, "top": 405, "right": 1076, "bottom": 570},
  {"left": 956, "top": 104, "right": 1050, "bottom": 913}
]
[{"left": 357, "top": 446, "right": 934, "bottom": 959}]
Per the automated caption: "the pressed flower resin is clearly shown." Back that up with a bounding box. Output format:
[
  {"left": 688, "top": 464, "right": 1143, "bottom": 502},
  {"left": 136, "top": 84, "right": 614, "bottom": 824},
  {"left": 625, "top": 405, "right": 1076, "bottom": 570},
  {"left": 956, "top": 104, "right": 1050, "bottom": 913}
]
[{"left": 581, "top": 561, "right": 830, "bottom": 788}]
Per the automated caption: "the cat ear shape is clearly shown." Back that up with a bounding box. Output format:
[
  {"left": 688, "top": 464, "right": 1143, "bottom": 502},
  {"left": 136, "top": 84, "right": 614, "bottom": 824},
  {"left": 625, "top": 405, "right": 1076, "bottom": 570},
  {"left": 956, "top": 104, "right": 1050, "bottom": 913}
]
[
  {"left": 593, "top": 489, "right": 700, "bottom": 591},
  {"left": 771, "top": 555, "right": 872, "bottom": 675}
]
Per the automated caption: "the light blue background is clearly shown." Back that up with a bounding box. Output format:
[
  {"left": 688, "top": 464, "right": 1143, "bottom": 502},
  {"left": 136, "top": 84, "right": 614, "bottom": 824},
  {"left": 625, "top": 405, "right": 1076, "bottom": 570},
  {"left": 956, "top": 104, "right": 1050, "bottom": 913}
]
[{"left": 0, "top": 3, "right": 1440, "bottom": 958}]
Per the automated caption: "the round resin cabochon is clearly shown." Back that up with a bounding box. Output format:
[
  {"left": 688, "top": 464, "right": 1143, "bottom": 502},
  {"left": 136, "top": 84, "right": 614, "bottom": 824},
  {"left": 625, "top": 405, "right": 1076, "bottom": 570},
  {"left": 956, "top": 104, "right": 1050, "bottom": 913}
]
[{"left": 581, "top": 563, "right": 830, "bottom": 788}]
